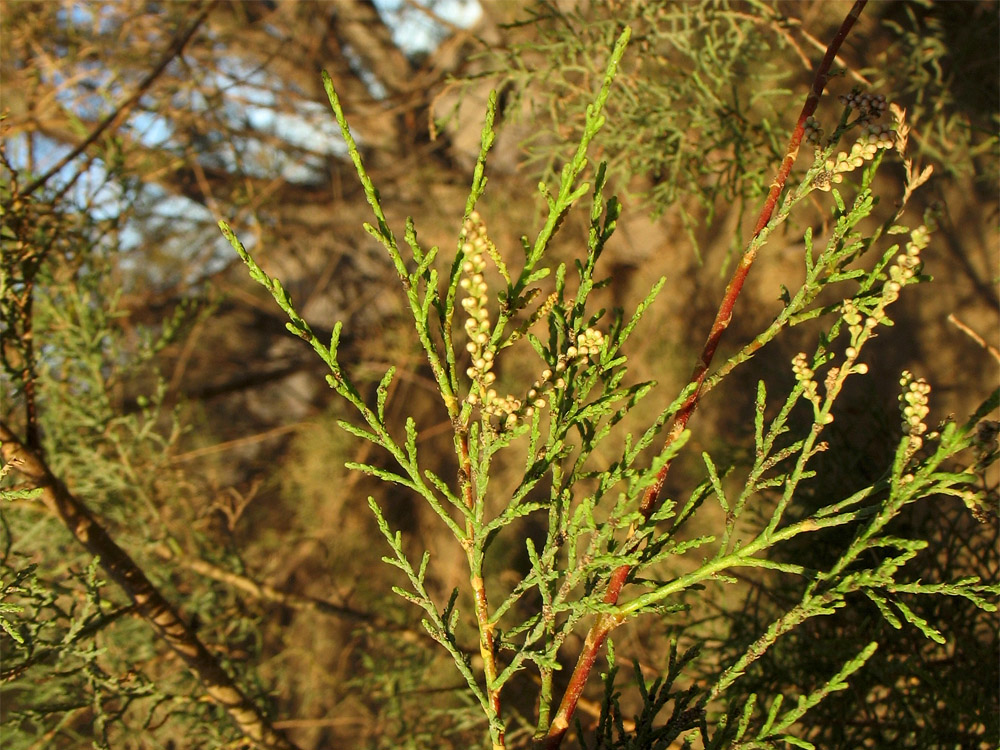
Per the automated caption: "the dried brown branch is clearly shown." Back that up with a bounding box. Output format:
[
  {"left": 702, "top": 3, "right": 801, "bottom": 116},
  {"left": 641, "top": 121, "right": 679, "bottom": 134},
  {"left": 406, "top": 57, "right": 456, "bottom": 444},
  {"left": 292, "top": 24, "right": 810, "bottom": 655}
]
[
  {"left": 948, "top": 313, "right": 1000, "bottom": 364},
  {"left": 17, "top": 0, "right": 218, "bottom": 201},
  {"left": 0, "top": 421, "right": 301, "bottom": 750},
  {"left": 151, "top": 542, "right": 443, "bottom": 649}
]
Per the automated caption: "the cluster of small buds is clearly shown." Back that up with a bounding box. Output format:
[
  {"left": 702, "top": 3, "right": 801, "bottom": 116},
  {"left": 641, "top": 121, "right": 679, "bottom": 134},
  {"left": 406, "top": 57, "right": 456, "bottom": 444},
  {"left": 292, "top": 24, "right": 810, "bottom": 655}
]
[
  {"left": 812, "top": 95, "right": 897, "bottom": 192},
  {"left": 458, "top": 215, "right": 608, "bottom": 431},
  {"left": 862, "top": 123, "right": 896, "bottom": 150},
  {"left": 814, "top": 134, "right": 885, "bottom": 192},
  {"left": 460, "top": 213, "right": 523, "bottom": 428},
  {"left": 888, "top": 224, "right": 928, "bottom": 287},
  {"left": 512, "top": 327, "right": 607, "bottom": 413},
  {"left": 460, "top": 212, "right": 495, "bottom": 388},
  {"left": 554, "top": 327, "right": 606, "bottom": 377},
  {"left": 804, "top": 116, "right": 823, "bottom": 145},
  {"left": 792, "top": 352, "right": 832, "bottom": 422},
  {"left": 898, "top": 370, "right": 931, "bottom": 452},
  {"left": 474, "top": 327, "right": 605, "bottom": 431},
  {"left": 841, "top": 300, "right": 864, "bottom": 338},
  {"left": 480, "top": 391, "right": 527, "bottom": 429},
  {"left": 841, "top": 299, "right": 880, "bottom": 347},
  {"left": 839, "top": 88, "right": 887, "bottom": 123},
  {"left": 574, "top": 328, "right": 605, "bottom": 358},
  {"left": 469, "top": 384, "right": 542, "bottom": 429}
]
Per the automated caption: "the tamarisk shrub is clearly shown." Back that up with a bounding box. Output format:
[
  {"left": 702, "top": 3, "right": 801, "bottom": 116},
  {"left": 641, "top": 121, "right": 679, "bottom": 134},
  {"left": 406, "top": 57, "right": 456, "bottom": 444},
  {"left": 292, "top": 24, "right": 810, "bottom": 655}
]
[{"left": 220, "top": 7, "right": 998, "bottom": 749}]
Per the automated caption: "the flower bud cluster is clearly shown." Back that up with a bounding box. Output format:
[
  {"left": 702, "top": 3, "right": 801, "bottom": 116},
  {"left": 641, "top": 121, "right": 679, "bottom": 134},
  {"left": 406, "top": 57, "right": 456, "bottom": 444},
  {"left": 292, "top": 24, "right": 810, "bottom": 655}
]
[
  {"left": 792, "top": 352, "right": 833, "bottom": 423},
  {"left": 804, "top": 116, "right": 823, "bottom": 145},
  {"left": 811, "top": 94, "right": 896, "bottom": 192},
  {"left": 458, "top": 215, "right": 607, "bottom": 430},
  {"left": 533, "top": 328, "right": 606, "bottom": 391},
  {"left": 841, "top": 299, "right": 865, "bottom": 339},
  {"left": 862, "top": 123, "right": 896, "bottom": 150},
  {"left": 460, "top": 211, "right": 494, "bottom": 385},
  {"left": 885, "top": 225, "right": 928, "bottom": 303},
  {"left": 469, "top": 327, "right": 605, "bottom": 430},
  {"left": 814, "top": 133, "right": 892, "bottom": 192},
  {"left": 839, "top": 88, "right": 887, "bottom": 123},
  {"left": 460, "top": 212, "right": 519, "bottom": 426},
  {"left": 574, "top": 327, "right": 605, "bottom": 358},
  {"left": 898, "top": 370, "right": 931, "bottom": 452},
  {"left": 839, "top": 299, "right": 880, "bottom": 362},
  {"left": 864, "top": 224, "right": 922, "bottom": 328},
  {"left": 479, "top": 390, "right": 534, "bottom": 430}
]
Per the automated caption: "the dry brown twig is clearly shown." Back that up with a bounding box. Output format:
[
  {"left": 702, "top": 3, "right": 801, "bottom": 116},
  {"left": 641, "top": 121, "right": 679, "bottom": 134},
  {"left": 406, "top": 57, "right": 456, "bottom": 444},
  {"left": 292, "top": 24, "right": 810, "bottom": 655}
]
[{"left": 0, "top": 421, "right": 301, "bottom": 750}]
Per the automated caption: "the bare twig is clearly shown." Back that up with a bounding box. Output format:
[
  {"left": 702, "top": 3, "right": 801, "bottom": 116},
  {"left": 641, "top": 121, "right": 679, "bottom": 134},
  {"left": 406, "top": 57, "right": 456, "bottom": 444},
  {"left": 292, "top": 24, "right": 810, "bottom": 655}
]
[
  {"left": 539, "top": 3, "right": 869, "bottom": 746},
  {"left": 0, "top": 421, "right": 301, "bottom": 750},
  {"left": 151, "top": 543, "right": 442, "bottom": 648},
  {"left": 16, "top": 0, "right": 218, "bottom": 202},
  {"left": 948, "top": 313, "right": 1000, "bottom": 364}
]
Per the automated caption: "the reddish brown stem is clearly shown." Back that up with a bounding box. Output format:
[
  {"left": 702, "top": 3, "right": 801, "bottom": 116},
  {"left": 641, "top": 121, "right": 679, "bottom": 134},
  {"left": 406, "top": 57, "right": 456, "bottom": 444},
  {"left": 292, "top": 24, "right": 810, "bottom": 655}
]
[{"left": 540, "top": 3, "right": 868, "bottom": 747}]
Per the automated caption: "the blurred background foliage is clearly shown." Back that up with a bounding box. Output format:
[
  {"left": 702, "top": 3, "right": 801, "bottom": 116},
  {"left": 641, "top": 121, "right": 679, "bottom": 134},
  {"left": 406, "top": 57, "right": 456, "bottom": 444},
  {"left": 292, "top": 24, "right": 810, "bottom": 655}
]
[{"left": 1, "top": 1, "right": 996, "bottom": 748}]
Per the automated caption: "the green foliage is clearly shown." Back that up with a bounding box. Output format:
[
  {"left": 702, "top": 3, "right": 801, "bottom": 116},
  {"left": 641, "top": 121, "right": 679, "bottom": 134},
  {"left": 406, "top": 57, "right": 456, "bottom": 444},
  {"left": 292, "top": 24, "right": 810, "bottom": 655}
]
[
  {"left": 0, "top": 178, "right": 268, "bottom": 748},
  {"left": 865, "top": 0, "right": 1000, "bottom": 186},
  {"left": 221, "top": 19, "right": 998, "bottom": 750},
  {"left": 462, "top": 1, "right": 999, "bottom": 264},
  {"left": 465, "top": 0, "right": 804, "bottom": 261},
  {"left": 2, "top": 4, "right": 997, "bottom": 749}
]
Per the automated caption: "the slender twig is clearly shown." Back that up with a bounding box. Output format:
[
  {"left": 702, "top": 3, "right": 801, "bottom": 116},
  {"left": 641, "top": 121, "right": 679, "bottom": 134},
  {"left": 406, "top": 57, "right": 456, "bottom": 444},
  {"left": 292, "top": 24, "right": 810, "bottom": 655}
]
[
  {"left": 457, "top": 427, "right": 504, "bottom": 748},
  {"left": 151, "top": 543, "right": 450, "bottom": 649},
  {"left": 0, "top": 421, "right": 300, "bottom": 750},
  {"left": 18, "top": 278, "right": 38, "bottom": 450},
  {"left": 948, "top": 313, "right": 1000, "bottom": 364},
  {"left": 15, "top": 0, "right": 218, "bottom": 202},
  {"left": 539, "top": 3, "right": 868, "bottom": 746}
]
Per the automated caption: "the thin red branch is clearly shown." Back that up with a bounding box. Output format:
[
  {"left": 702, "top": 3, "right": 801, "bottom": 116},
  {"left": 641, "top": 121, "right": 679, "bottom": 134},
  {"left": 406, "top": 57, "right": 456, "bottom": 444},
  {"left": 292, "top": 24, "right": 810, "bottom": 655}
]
[{"left": 539, "top": 3, "right": 868, "bottom": 746}]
